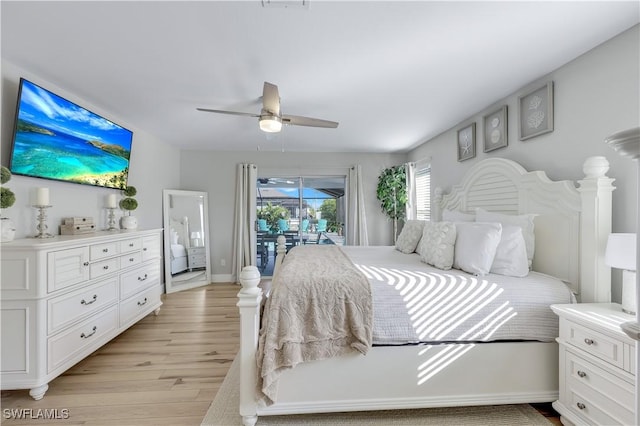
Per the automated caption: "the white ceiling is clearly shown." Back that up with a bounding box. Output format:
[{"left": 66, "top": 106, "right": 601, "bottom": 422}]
[{"left": 2, "top": 1, "right": 638, "bottom": 153}]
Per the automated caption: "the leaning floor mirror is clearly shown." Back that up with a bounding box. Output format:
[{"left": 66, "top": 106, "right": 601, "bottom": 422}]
[{"left": 162, "top": 189, "right": 212, "bottom": 293}]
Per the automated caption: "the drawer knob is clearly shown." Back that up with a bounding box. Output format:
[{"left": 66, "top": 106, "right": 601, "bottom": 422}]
[
  {"left": 81, "top": 295, "right": 98, "bottom": 305},
  {"left": 138, "top": 274, "right": 148, "bottom": 281},
  {"left": 80, "top": 326, "right": 97, "bottom": 339},
  {"left": 137, "top": 297, "right": 148, "bottom": 307},
  {"left": 103, "top": 248, "right": 109, "bottom": 253},
  {"left": 577, "top": 370, "right": 587, "bottom": 378},
  {"left": 103, "top": 265, "right": 109, "bottom": 270},
  {"left": 584, "top": 338, "right": 594, "bottom": 345},
  {"left": 576, "top": 402, "right": 586, "bottom": 410},
  {"left": 83, "top": 262, "right": 89, "bottom": 266},
  {"left": 129, "top": 243, "right": 134, "bottom": 247},
  {"left": 143, "top": 247, "right": 148, "bottom": 251},
  {"left": 129, "top": 257, "right": 135, "bottom": 262}
]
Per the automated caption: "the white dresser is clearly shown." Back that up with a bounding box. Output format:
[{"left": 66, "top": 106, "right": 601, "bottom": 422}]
[
  {"left": 0, "top": 229, "right": 163, "bottom": 400},
  {"left": 187, "top": 246, "right": 207, "bottom": 271},
  {"left": 551, "top": 303, "right": 636, "bottom": 425}
]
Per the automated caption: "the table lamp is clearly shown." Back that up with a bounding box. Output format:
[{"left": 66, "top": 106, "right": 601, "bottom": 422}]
[{"left": 605, "top": 233, "right": 637, "bottom": 315}]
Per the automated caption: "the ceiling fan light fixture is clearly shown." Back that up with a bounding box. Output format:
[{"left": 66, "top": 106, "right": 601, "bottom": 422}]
[{"left": 259, "top": 115, "right": 282, "bottom": 133}]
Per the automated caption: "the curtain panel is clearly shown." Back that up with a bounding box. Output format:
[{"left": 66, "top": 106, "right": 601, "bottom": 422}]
[{"left": 232, "top": 163, "right": 257, "bottom": 283}]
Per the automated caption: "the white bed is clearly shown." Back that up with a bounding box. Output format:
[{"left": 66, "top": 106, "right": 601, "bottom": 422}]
[
  {"left": 237, "top": 157, "right": 614, "bottom": 426},
  {"left": 169, "top": 217, "right": 190, "bottom": 275}
]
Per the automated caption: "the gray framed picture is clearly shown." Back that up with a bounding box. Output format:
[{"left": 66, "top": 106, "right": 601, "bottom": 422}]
[
  {"left": 518, "top": 81, "right": 554, "bottom": 141},
  {"left": 457, "top": 123, "right": 476, "bottom": 162},
  {"left": 483, "top": 106, "right": 508, "bottom": 152}
]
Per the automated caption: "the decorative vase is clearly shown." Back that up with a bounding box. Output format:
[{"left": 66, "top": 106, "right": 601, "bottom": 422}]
[
  {"left": 1, "top": 217, "right": 16, "bottom": 242},
  {"left": 120, "top": 215, "right": 138, "bottom": 230}
]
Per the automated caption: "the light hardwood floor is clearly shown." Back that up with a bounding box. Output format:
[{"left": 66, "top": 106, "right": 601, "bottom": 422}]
[{"left": 1, "top": 282, "right": 560, "bottom": 425}]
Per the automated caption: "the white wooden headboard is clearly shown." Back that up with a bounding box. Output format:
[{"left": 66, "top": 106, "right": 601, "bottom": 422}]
[{"left": 434, "top": 157, "right": 614, "bottom": 303}]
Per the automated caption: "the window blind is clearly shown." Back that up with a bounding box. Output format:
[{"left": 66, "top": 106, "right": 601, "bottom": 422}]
[{"left": 415, "top": 165, "right": 431, "bottom": 221}]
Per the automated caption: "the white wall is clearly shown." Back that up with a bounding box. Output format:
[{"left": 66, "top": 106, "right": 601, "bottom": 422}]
[
  {"left": 179, "top": 150, "right": 407, "bottom": 277},
  {"left": 408, "top": 25, "right": 640, "bottom": 302},
  {"left": 1, "top": 61, "right": 181, "bottom": 238}
]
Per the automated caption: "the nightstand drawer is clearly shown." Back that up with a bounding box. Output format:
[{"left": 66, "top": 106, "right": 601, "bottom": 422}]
[
  {"left": 561, "top": 318, "right": 625, "bottom": 369},
  {"left": 566, "top": 382, "right": 634, "bottom": 426},
  {"left": 565, "top": 349, "right": 634, "bottom": 418}
]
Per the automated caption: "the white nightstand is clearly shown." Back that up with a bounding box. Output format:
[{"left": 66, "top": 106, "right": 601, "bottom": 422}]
[
  {"left": 187, "top": 246, "right": 207, "bottom": 271},
  {"left": 551, "top": 303, "right": 636, "bottom": 425}
]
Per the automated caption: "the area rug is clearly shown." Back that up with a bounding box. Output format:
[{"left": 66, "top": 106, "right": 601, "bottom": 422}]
[{"left": 201, "top": 357, "right": 551, "bottom": 425}]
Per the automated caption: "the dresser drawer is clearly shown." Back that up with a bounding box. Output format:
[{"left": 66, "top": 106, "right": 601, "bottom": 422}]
[
  {"left": 119, "top": 285, "right": 162, "bottom": 327},
  {"left": 560, "top": 318, "right": 625, "bottom": 369},
  {"left": 120, "top": 251, "right": 142, "bottom": 269},
  {"left": 48, "top": 278, "right": 118, "bottom": 334},
  {"left": 142, "top": 235, "right": 161, "bottom": 262},
  {"left": 90, "top": 242, "right": 119, "bottom": 261},
  {"left": 119, "top": 238, "right": 142, "bottom": 253},
  {"left": 119, "top": 263, "right": 160, "bottom": 300},
  {"left": 47, "top": 305, "right": 118, "bottom": 373},
  {"left": 90, "top": 257, "right": 119, "bottom": 280}
]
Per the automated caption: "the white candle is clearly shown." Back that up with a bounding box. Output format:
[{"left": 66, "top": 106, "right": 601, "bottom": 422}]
[
  {"left": 107, "top": 194, "right": 117, "bottom": 208},
  {"left": 36, "top": 187, "right": 49, "bottom": 206}
]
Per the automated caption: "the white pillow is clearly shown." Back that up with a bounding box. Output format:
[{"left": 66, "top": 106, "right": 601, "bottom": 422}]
[
  {"left": 475, "top": 208, "right": 537, "bottom": 268},
  {"left": 490, "top": 225, "right": 529, "bottom": 277},
  {"left": 171, "top": 230, "right": 179, "bottom": 245},
  {"left": 443, "top": 209, "right": 475, "bottom": 222},
  {"left": 453, "top": 222, "right": 502, "bottom": 276},
  {"left": 395, "top": 220, "right": 426, "bottom": 254},
  {"left": 418, "top": 221, "right": 457, "bottom": 270}
]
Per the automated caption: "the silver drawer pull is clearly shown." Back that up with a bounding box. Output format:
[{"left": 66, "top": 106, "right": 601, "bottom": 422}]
[
  {"left": 102, "top": 248, "right": 109, "bottom": 253},
  {"left": 129, "top": 243, "right": 134, "bottom": 247},
  {"left": 81, "top": 295, "right": 98, "bottom": 305},
  {"left": 584, "top": 338, "right": 594, "bottom": 345},
  {"left": 129, "top": 257, "right": 135, "bottom": 262},
  {"left": 138, "top": 274, "right": 148, "bottom": 281},
  {"left": 83, "top": 261, "right": 89, "bottom": 266},
  {"left": 576, "top": 402, "right": 586, "bottom": 410},
  {"left": 577, "top": 370, "right": 587, "bottom": 378},
  {"left": 80, "top": 326, "right": 97, "bottom": 339},
  {"left": 143, "top": 247, "right": 148, "bottom": 251},
  {"left": 103, "top": 265, "right": 109, "bottom": 270},
  {"left": 137, "top": 298, "right": 148, "bottom": 307}
]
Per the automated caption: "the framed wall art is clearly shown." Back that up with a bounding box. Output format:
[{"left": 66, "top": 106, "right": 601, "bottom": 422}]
[
  {"left": 518, "top": 81, "right": 554, "bottom": 141},
  {"left": 483, "top": 105, "right": 508, "bottom": 152},
  {"left": 457, "top": 123, "right": 476, "bottom": 162}
]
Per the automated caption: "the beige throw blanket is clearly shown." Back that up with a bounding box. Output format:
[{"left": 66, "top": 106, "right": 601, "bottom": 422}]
[{"left": 256, "top": 245, "right": 372, "bottom": 405}]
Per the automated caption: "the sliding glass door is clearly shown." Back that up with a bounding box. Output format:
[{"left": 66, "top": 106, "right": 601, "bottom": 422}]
[{"left": 256, "top": 175, "right": 345, "bottom": 276}]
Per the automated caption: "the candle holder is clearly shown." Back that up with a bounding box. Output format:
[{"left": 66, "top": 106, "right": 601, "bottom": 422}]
[
  {"left": 33, "top": 205, "right": 54, "bottom": 239},
  {"left": 106, "top": 207, "right": 119, "bottom": 231}
]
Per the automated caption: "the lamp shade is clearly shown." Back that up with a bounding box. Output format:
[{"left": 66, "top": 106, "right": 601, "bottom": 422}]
[{"left": 605, "top": 233, "right": 637, "bottom": 271}]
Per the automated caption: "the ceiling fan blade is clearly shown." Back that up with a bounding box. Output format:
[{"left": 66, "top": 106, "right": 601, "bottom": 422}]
[
  {"left": 196, "top": 108, "right": 259, "bottom": 118},
  {"left": 262, "top": 82, "right": 280, "bottom": 115},
  {"left": 282, "top": 114, "right": 339, "bottom": 128}
]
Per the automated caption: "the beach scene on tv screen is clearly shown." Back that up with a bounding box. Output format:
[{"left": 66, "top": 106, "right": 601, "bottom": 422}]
[{"left": 10, "top": 79, "right": 133, "bottom": 189}]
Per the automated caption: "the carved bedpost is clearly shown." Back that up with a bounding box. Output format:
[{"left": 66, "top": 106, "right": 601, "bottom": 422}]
[
  {"left": 272, "top": 235, "right": 287, "bottom": 277},
  {"left": 237, "top": 266, "right": 262, "bottom": 426},
  {"left": 433, "top": 187, "right": 443, "bottom": 222},
  {"left": 577, "top": 156, "right": 615, "bottom": 303}
]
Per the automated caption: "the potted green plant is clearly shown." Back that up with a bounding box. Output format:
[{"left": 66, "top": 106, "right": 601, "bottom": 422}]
[
  {"left": 119, "top": 185, "right": 138, "bottom": 229},
  {"left": 1, "top": 166, "right": 16, "bottom": 242},
  {"left": 376, "top": 165, "right": 407, "bottom": 243}
]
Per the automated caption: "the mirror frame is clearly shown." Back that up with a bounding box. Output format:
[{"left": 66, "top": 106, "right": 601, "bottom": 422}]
[{"left": 162, "top": 189, "right": 212, "bottom": 293}]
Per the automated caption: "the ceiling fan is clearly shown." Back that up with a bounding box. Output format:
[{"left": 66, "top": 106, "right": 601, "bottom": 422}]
[{"left": 197, "top": 82, "right": 339, "bottom": 133}]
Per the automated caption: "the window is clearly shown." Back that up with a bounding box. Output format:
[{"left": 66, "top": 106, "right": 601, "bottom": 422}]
[{"left": 415, "top": 163, "right": 431, "bottom": 221}]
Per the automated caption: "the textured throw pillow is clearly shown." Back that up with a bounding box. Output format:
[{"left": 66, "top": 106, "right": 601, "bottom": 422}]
[
  {"left": 490, "top": 225, "right": 529, "bottom": 277},
  {"left": 443, "top": 209, "right": 475, "bottom": 222},
  {"left": 419, "top": 221, "right": 457, "bottom": 270},
  {"left": 453, "top": 222, "right": 502, "bottom": 276},
  {"left": 476, "top": 208, "right": 537, "bottom": 268},
  {"left": 395, "top": 220, "right": 426, "bottom": 253}
]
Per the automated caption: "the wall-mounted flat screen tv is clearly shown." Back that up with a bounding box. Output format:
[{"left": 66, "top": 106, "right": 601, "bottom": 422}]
[{"left": 9, "top": 78, "right": 133, "bottom": 190}]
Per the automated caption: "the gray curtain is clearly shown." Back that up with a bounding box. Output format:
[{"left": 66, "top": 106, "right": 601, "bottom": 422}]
[
  {"left": 232, "top": 163, "right": 257, "bottom": 283},
  {"left": 346, "top": 165, "right": 369, "bottom": 245}
]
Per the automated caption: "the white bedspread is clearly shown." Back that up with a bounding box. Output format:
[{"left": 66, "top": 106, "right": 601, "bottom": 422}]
[{"left": 342, "top": 246, "right": 574, "bottom": 345}]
